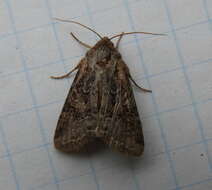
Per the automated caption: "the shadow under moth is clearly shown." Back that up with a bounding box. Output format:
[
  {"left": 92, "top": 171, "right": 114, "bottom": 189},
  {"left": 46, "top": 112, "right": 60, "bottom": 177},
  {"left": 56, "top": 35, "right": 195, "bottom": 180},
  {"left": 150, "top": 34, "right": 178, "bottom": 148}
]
[{"left": 52, "top": 19, "right": 162, "bottom": 156}]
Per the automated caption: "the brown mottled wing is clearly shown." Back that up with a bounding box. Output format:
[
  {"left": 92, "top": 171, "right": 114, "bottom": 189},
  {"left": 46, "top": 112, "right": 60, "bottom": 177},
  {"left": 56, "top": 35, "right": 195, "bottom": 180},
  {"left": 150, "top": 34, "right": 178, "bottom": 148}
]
[
  {"left": 54, "top": 58, "right": 98, "bottom": 152},
  {"left": 54, "top": 57, "right": 144, "bottom": 156},
  {"left": 101, "top": 61, "right": 144, "bottom": 156}
]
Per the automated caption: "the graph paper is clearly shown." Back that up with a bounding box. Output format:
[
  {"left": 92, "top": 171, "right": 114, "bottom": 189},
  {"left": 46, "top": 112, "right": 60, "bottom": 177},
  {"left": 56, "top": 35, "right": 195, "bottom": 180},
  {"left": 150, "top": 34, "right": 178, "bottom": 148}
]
[{"left": 0, "top": 0, "right": 212, "bottom": 189}]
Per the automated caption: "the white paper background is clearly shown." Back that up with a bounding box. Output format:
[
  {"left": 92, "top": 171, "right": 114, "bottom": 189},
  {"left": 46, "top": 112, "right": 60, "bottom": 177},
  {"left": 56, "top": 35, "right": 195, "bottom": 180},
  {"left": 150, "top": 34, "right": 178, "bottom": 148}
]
[{"left": 0, "top": 0, "right": 212, "bottom": 190}]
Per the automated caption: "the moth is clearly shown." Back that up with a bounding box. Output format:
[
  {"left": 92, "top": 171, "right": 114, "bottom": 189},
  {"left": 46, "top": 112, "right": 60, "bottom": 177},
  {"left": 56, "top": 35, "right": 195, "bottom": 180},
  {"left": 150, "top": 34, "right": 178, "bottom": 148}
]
[{"left": 52, "top": 19, "right": 161, "bottom": 156}]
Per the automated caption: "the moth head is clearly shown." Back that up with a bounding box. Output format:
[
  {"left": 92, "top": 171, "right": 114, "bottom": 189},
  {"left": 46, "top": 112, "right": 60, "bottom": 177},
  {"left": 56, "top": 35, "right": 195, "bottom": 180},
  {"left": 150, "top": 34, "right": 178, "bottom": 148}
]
[
  {"left": 86, "top": 37, "right": 121, "bottom": 68},
  {"left": 92, "top": 37, "right": 115, "bottom": 50}
]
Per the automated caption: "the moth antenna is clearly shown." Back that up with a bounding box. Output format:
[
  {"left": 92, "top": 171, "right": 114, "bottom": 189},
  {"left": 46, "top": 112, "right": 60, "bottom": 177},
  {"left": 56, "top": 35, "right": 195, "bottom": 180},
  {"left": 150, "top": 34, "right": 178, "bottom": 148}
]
[
  {"left": 54, "top": 18, "right": 103, "bottom": 39},
  {"left": 70, "top": 32, "right": 92, "bottom": 48},
  {"left": 110, "top": 31, "right": 166, "bottom": 40}
]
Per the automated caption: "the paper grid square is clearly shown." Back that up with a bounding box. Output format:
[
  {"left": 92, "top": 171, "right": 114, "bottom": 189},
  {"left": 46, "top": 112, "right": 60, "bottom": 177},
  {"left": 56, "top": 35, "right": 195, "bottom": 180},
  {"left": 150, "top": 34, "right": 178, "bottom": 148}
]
[
  {"left": 1, "top": 110, "right": 43, "bottom": 154},
  {"left": 0, "top": 157, "right": 17, "bottom": 190},
  {"left": 96, "top": 166, "right": 137, "bottom": 190},
  {"left": 130, "top": 0, "right": 171, "bottom": 32},
  {"left": 92, "top": 5, "right": 131, "bottom": 36},
  {"left": 171, "top": 143, "right": 211, "bottom": 187},
  {"left": 9, "top": 0, "right": 50, "bottom": 30},
  {"left": 58, "top": 174, "right": 97, "bottom": 190},
  {"left": 166, "top": 0, "right": 207, "bottom": 29},
  {"left": 141, "top": 35, "right": 180, "bottom": 76},
  {"left": 150, "top": 70, "right": 192, "bottom": 112},
  {"left": 12, "top": 148, "right": 55, "bottom": 190},
  {"left": 176, "top": 23, "right": 212, "bottom": 66},
  {"left": 133, "top": 153, "right": 176, "bottom": 190},
  {"left": 187, "top": 62, "right": 212, "bottom": 103},
  {"left": 0, "top": 73, "right": 33, "bottom": 116},
  {"left": 0, "top": 36, "right": 23, "bottom": 75},
  {"left": 19, "top": 26, "right": 61, "bottom": 69},
  {"left": 160, "top": 106, "right": 202, "bottom": 150},
  {"left": 28, "top": 63, "right": 68, "bottom": 106},
  {"left": 49, "top": 146, "right": 91, "bottom": 181},
  {"left": 38, "top": 102, "right": 63, "bottom": 144}
]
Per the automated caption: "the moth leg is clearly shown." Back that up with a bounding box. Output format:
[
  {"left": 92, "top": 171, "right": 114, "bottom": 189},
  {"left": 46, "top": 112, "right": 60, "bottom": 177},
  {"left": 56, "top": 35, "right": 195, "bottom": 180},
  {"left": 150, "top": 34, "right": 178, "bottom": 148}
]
[
  {"left": 50, "top": 64, "right": 79, "bottom": 79},
  {"left": 70, "top": 32, "right": 92, "bottom": 48},
  {"left": 129, "top": 74, "right": 152, "bottom": 93},
  {"left": 115, "top": 32, "right": 124, "bottom": 49}
]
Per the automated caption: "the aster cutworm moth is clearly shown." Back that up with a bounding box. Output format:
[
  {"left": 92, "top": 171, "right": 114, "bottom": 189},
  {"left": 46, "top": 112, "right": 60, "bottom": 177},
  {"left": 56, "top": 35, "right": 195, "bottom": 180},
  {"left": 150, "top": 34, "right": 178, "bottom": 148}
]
[{"left": 51, "top": 18, "right": 163, "bottom": 156}]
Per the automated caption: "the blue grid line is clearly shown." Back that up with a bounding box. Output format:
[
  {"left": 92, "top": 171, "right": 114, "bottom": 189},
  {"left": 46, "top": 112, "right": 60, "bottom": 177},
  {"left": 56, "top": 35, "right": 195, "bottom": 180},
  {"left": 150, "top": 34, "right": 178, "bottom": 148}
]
[
  {"left": 2, "top": 19, "right": 212, "bottom": 84},
  {"left": 84, "top": 0, "right": 99, "bottom": 41},
  {"left": 1, "top": 131, "right": 212, "bottom": 189},
  {"left": 0, "top": 3, "right": 211, "bottom": 43},
  {"left": 123, "top": 0, "right": 180, "bottom": 189},
  {"left": 169, "top": 140, "right": 204, "bottom": 154},
  {"left": 0, "top": 121, "right": 20, "bottom": 190},
  {"left": 0, "top": 143, "right": 49, "bottom": 160},
  {"left": 0, "top": 143, "right": 51, "bottom": 159},
  {"left": 0, "top": 99, "right": 64, "bottom": 119},
  {"left": 4, "top": 0, "right": 61, "bottom": 189},
  {"left": 0, "top": 23, "right": 211, "bottom": 85},
  {"left": 87, "top": 156, "right": 100, "bottom": 190},
  {"left": 0, "top": 59, "right": 211, "bottom": 122},
  {"left": 143, "top": 103, "right": 193, "bottom": 120},
  {"left": 128, "top": 158, "right": 141, "bottom": 190},
  {"left": 1, "top": 31, "right": 212, "bottom": 83},
  {"left": 174, "top": 19, "right": 210, "bottom": 32},
  {"left": 1, "top": 43, "right": 211, "bottom": 94},
  {"left": 1, "top": 17, "right": 209, "bottom": 44},
  {"left": 25, "top": 136, "right": 212, "bottom": 190},
  {"left": 47, "top": 0, "right": 100, "bottom": 189},
  {"left": 163, "top": 0, "right": 212, "bottom": 171},
  {"left": 0, "top": 0, "right": 211, "bottom": 49},
  {"left": 0, "top": 69, "right": 26, "bottom": 79},
  {"left": 1, "top": 124, "right": 211, "bottom": 164},
  {"left": 0, "top": 32, "right": 13, "bottom": 40},
  {"left": 0, "top": 29, "right": 210, "bottom": 94},
  {"left": 31, "top": 170, "right": 93, "bottom": 190},
  {"left": 0, "top": 53, "right": 82, "bottom": 79},
  {"left": 193, "top": 57, "right": 212, "bottom": 66},
  {"left": 40, "top": 1, "right": 86, "bottom": 188},
  {"left": 44, "top": 0, "right": 71, "bottom": 91},
  {"left": 199, "top": 97, "right": 212, "bottom": 105},
  {"left": 202, "top": 0, "right": 212, "bottom": 31},
  {"left": 179, "top": 176, "right": 212, "bottom": 190},
  {"left": 1, "top": 83, "right": 212, "bottom": 129},
  {"left": 1, "top": 131, "right": 212, "bottom": 190},
  {"left": 0, "top": 71, "right": 211, "bottom": 165},
  {"left": 0, "top": 23, "right": 53, "bottom": 41},
  {"left": 0, "top": 2, "right": 125, "bottom": 42},
  {"left": 0, "top": 117, "right": 212, "bottom": 187}
]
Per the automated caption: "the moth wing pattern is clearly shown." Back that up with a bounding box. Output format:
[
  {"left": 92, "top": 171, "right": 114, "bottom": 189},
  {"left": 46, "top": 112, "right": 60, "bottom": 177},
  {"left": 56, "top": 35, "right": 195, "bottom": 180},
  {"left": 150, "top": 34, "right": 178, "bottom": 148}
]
[
  {"left": 100, "top": 60, "right": 144, "bottom": 156},
  {"left": 54, "top": 58, "right": 98, "bottom": 152}
]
